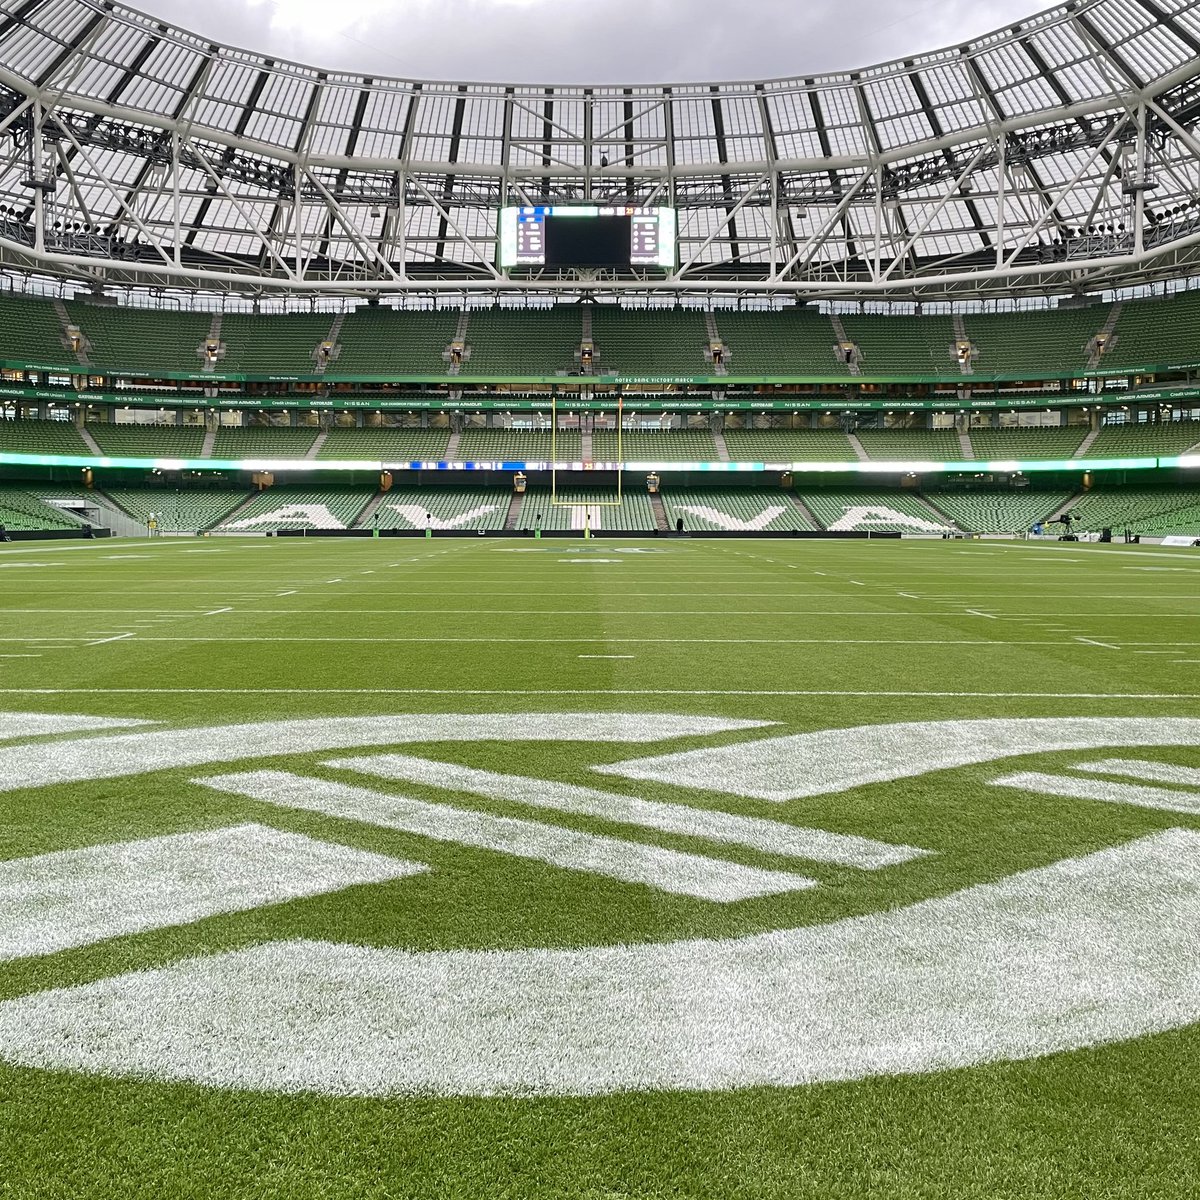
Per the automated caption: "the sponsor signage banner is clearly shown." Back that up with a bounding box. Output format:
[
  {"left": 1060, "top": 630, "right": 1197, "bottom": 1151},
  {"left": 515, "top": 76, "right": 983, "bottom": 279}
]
[{"left": 2, "top": 383, "right": 1184, "bottom": 414}]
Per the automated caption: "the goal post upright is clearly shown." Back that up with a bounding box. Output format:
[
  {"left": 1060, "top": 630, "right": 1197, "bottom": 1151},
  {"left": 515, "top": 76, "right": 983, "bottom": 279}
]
[{"left": 550, "top": 392, "right": 623, "bottom": 507}]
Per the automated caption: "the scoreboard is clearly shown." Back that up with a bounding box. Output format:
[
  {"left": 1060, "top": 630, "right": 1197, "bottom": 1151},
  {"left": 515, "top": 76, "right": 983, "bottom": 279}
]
[{"left": 499, "top": 207, "right": 676, "bottom": 269}]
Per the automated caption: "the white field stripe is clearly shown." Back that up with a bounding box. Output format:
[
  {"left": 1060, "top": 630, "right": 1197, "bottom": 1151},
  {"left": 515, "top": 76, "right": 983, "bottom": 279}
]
[
  {"left": 0, "top": 713, "right": 151, "bottom": 740},
  {"left": 1, "top": 830, "right": 1196, "bottom": 1098},
  {"left": 0, "top": 712, "right": 767, "bottom": 794},
  {"left": 330, "top": 754, "right": 927, "bottom": 871},
  {"left": 1079, "top": 759, "right": 1200, "bottom": 787},
  {"left": 7, "top": 689, "right": 1200, "bottom": 701},
  {"left": 992, "top": 771, "right": 1200, "bottom": 814},
  {"left": 0, "top": 824, "right": 426, "bottom": 963},
  {"left": 0, "top": 636, "right": 1107, "bottom": 646},
  {"left": 199, "top": 771, "right": 815, "bottom": 903},
  {"left": 601, "top": 717, "right": 1200, "bottom": 802}
]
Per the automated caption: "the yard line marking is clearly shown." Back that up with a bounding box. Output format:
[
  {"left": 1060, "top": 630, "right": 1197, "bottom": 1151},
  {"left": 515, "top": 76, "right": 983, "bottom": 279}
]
[
  {"left": 578, "top": 655, "right": 636, "bottom": 659},
  {"left": 4, "top": 688, "right": 1200, "bottom": 700},
  {"left": 1076, "top": 638, "right": 1120, "bottom": 650},
  {"left": 278, "top": 590, "right": 297, "bottom": 596},
  {"left": 85, "top": 633, "right": 136, "bottom": 647},
  {"left": 204, "top": 607, "right": 233, "bottom": 616},
  {"left": 1078, "top": 759, "right": 1200, "bottom": 787},
  {"left": 965, "top": 609, "right": 997, "bottom": 619},
  {"left": 328, "top": 755, "right": 928, "bottom": 870},
  {"left": 0, "top": 824, "right": 426, "bottom": 963},
  {"left": 601, "top": 717, "right": 1200, "bottom": 802},
  {"left": 0, "top": 654, "right": 41, "bottom": 658},
  {"left": 898, "top": 592, "right": 920, "bottom": 599},
  {"left": 29, "top": 635, "right": 1085, "bottom": 646},
  {"left": 199, "top": 771, "right": 816, "bottom": 903},
  {"left": 992, "top": 771, "right": 1200, "bottom": 815}
]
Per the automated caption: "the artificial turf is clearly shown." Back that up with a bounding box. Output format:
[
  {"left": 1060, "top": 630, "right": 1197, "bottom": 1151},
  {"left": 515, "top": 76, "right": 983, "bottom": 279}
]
[{"left": 0, "top": 533, "right": 1198, "bottom": 1198}]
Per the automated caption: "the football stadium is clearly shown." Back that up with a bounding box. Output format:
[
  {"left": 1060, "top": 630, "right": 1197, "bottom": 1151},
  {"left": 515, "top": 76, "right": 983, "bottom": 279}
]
[{"left": 1, "top": 0, "right": 1200, "bottom": 1193}]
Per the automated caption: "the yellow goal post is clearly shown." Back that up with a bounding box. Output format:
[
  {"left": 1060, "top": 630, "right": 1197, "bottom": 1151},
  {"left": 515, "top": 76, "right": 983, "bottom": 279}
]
[{"left": 550, "top": 394, "right": 624, "bottom": 506}]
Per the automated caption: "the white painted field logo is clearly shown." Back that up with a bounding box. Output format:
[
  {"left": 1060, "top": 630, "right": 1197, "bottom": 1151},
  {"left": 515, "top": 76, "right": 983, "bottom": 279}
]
[{"left": 0, "top": 712, "right": 1199, "bottom": 1098}]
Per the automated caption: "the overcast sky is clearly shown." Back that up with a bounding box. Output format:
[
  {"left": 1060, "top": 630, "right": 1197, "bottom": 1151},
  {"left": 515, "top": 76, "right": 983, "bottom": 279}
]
[{"left": 138, "top": 0, "right": 1045, "bottom": 84}]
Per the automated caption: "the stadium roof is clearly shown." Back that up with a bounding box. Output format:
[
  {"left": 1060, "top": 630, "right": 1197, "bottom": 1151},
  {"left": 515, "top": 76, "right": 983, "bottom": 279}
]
[{"left": 0, "top": 0, "right": 1198, "bottom": 298}]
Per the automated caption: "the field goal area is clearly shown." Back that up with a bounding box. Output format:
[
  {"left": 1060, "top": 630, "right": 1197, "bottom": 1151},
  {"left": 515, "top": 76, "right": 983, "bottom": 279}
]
[{"left": 550, "top": 395, "right": 623, "bottom": 507}]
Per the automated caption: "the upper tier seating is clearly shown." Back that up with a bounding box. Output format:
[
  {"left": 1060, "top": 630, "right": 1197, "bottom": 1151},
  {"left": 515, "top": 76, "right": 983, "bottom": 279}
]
[
  {"left": 590, "top": 308, "right": 711, "bottom": 374},
  {"left": 66, "top": 303, "right": 211, "bottom": 375},
  {"left": 714, "top": 310, "right": 849, "bottom": 376},
  {"left": 1087, "top": 420, "right": 1200, "bottom": 458},
  {"left": 0, "top": 417, "right": 90, "bottom": 456},
  {"left": 665, "top": 490, "right": 813, "bottom": 532},
  {"left": 961, "top": 308, "right": 1108, "bottom": 377},
  {"left": 332, "top": 309, "right": 461, "bottom": 376},
  {"left": 925, "top": 490, "right": 1071, "bottom": 533},
  {"left": 318, "top": 428, "right": 451, "bottom": 460},
  {"left": 210, "top": 427, "right": 319, "bottom": 459},
  {"left": 459, "top": 308, "right": 581, "bottom": 376},
  {"left": 456, "top": 430, "right": 583, "bottom": 461},
  {"left": 838, "top": 315, "right": 960, "bottom": 379},
  {"left": 218, "top": 314, "right": 335, "bottom": 375},
  {"left": 854, "top": 428, "right": 963, "bottom": 461},
  {"left": 87, "top": 423, "right": 207, "bottom": 458},
  {"left": 721, "top": 429, "right": 859, "bottom": 462},
  {"left": 1103, "top": 289, "right": 1200, "bottom": 372},
  {"left": 0, "top": 294, "right": 74, "bottom": 364},
  {"left": 967, "top": 425, "right": 1089, "bottom": 460},
  {"left": 591, "top": 429, "right": 717, "bottom": 462},
  {"left": 0, "top": 290, "right": 1198, "bottom": 381}
]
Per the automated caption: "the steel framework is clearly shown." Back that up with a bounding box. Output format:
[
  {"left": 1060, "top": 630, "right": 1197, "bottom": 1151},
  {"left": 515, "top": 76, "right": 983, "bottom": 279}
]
[{"left": 0, "top": 0, "right": 1199, "bottom": 299}]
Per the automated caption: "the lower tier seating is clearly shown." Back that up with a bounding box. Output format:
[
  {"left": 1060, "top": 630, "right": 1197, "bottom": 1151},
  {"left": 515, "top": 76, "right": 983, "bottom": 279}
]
[
  {"left": 104, "top": 488, "right": 251, "bottom": 531},
  {"left": 0, "top": 487, "right": 84, "bottom": 530},
  {"left": 925, "top": 491, "right": 1071, "bottom": 533},
  {"left": 373, "top": 490, "right": 509, "bottom": 531},
  {"left": 665, "top": 490, "right": 814, "bottom": 532},
  {"left": 1066, "top": 489, "right": 1200, "bottom": 537},
  {"left": 799, "top": 491, "right": 958, "bottom": 532},
  {"left": 212, "top": 490, "right": 370, "bottom": 531},
  {"left": 517, "top": 489, "right": 656, "bottom": 531}
]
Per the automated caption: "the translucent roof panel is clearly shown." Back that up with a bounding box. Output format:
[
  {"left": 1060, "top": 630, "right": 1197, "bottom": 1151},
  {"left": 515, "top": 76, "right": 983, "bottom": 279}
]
[{"left": 0, "top": 0, "right": 1197, "bottom": 297}]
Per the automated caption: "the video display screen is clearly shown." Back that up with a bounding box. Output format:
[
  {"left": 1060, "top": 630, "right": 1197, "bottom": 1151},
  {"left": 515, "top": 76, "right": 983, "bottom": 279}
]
[{"left": 499, "top": 207, "right": 676, "bottom": 269}]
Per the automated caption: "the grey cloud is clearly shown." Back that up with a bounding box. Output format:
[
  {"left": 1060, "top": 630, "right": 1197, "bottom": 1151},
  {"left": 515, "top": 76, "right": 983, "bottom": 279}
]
[{"left": 138, "top": 0, "right": 1042, "bottom": 84}]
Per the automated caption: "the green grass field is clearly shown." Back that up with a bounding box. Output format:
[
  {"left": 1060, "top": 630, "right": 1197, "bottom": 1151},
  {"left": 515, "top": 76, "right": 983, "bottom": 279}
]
[{"left": 0, "top": 534, "right": 1199, "bottom": 1199}]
